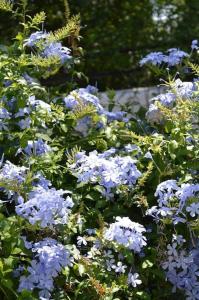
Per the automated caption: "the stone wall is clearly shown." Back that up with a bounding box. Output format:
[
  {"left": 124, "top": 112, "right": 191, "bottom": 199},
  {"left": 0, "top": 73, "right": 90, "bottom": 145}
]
[{"left": 99, "top": 86, "right": 165, "bottom": 113}]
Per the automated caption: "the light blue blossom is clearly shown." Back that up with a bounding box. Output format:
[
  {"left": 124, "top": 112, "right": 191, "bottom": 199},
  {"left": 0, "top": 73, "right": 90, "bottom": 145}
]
[
  {"left": 43, "top": 42, "right": 72, "bottom": 64},
  {"left": 18, "top": 117, "right": 31, "bottom": 129},
  {"left": 112, "top": 261, "right": 127, "bottom": 273},
  {"left": 70, "top": 150, "right": 141, "bottom": 198},
  {"left": 74, "top": 116, "right": 91, "bottom": 137},
  {"left": 34, "top": 173, "right": 52, "bottom": 190},
  {"left": 146, "top": 103, "right": 163, "bottom": 124},
  {"left": 173, "top": 79, "right": 197, "bottom": 99},
  {"left": 191, "top": 40, "right": 199, "bottom": 50},
  {"left": 85, "top": 228, "right": 96, "bottom": 235},
  {"left": 128, "top": 272, "right": 142, "bottom": 287},
  {"left": 152, "top": 92, "right": 176, "bottom": 107},
  {"left": 23, "top": 139, "right": 51, "bottom": 156},
  {"left": 140, "top": 48, "right": 189, "bottom": 67},
  {"left": 0, "top": 107, "right": 11, "bottom": 119},
  {"left": 24, "top": 31, "right": 49, "bottom": 47},
  {"left": 124, "top": 144, "right": 140, "bottom": 153},
  {"left": 15, "top": 107, "right": 31, "bottom": 118},
  {"left": 147, "top": 180, "right": 199, "bottom": 225},
  {"left": 166, "top": 48, "right": 189, "bottom": 66},
  {"left": 0, "top": 161, "right": 27, "bottom": 183},
  {"left": 104, "top": 216, "right": 146, "bottom": 252},
  {"left": 144, "top": 151, "right": 153, "bottom": 160},
  {"left": 0, "top": 107, "right": 11, "bottom": 130},
  {"left": 140, "top": 52, "right": 167, "bottom": 66},
  {"left": 64, "top": 87, "right": 103, "bottom": 112},
  {"left": 18, "top": 238, "right": 73, "bottom": 299},
  {"left": 16, "top": 186, "right": 74, "bottom": 227},
  {"left": 28, "top": 95, "right": 51, "bottom": 112},
  {"left": 103, "top": 111, "right": 126, "bottom": 122},
  {"left": 154, "top": 180, "right": 179, "bottom": 207},
  {"left": 163, "top": 238, "right": 199, "bottom": 298},
  {"left": 186, "top": 202, "right": 199, "bottom": 218}
]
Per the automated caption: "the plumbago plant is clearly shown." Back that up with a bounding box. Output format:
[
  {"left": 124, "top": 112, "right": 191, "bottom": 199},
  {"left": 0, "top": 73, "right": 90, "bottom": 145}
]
[{"left": 0, "top": 2, "right": 199, "bottom": 300}]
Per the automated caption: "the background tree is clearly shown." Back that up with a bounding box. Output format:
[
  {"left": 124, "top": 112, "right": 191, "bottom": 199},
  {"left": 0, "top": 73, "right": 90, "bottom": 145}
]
[{"left": 0, "top": 0, "right": 198, "bottom": 90}]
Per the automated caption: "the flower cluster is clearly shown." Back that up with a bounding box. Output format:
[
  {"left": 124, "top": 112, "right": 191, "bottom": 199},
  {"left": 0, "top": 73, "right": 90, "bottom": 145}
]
[
  {"left": 140, "top": 48, "right": 189, "bottom": 67},
  {"left": 0, "top": 106, "right": 11, "bottom": 130},
  {"left": 22, "top": 139, "right": 51, "bottom": 156},
  {"left": 162, "top": 235, "right": 199, "bottom": 299},
  {"left": 18, "top": 238, "right": 73, "bottom": 299},
  {"left": 0, "top": 161, "right": 27, "bottom": 184},
  {"left": 70, "top": 150, "right": 141, "bottom": 198},
  {"left": 64, "top": 85, "right": 128, "bottom": 126},
  {"left": 16, "top": 185, "right": 74, "bottom": 228},
  {"left": 24, "top": 31, "right": 72, "bottom": 64},
  {"left": 146, "top": 78, "right": 198, "bottom": 123},
  {"left": 147, "top": 180, "right": 199, "bottom": 224},
  {"left": 104, "top": 217, "right": 147, "bottom": 252}
]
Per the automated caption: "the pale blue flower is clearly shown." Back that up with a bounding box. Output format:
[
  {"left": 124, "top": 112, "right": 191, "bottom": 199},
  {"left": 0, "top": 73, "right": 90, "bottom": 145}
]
[
  {"left": 140, "top": 52, "right": 167, "bottom": 66},
  {"left": 191, "top": 40, "right": 199, "bottom": 50},
  {"left": 70, "top": 150, "right": 141, "bottom": 198},
  {"left": 0, "top": 161, "right": 27, "bottom": 183},
  {"left": 128, "top": 272, "right": 142, "bottom": 287},
  {"left": 104, "top": 216, "right": 146, "bottom": 252},
  {"left": 23, "top": 139, "right": 51, "bottom": 156},
  {"left": 153, "top": 92, "right": 176, "bottom": 107},
  {"left": 18, "top": 238, "right": 73, "bottom": 299},
  {"left": 24, "top": 31, "right": 49, "bottom": 47},
  {"left": 112, "top": 261, "right": 127, "bottom": 273},
  {"left": 43, "top": 42, "right": 71, "bottom": 64},
  {"left": 18, "top": 117, "right": 31, "bottom": 129},
  {"left": 16, "top": 186, "right": 74, "bottom": 227},
  {"left": 166, "top": 48, "right": 189, "bottom": 66}
]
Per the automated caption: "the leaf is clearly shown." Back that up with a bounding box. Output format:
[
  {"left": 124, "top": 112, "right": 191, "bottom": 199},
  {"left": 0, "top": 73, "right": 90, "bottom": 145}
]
[
  {"left": 142, "top": 259, "right": 153, "bottom": 269},
  {"left": 78, "top": 264, "right": 85, "bottom": 276},
  {"left": 35, "top": 133, "right": 52, "bottom": 142}
]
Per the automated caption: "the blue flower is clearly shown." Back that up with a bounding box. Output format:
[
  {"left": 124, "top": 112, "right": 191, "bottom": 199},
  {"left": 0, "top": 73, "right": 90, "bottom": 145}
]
[
  {"left": 16, "top": 186, "right": 74, "bottom": 227},
  {"left": 140, "top": 52, "right": 167, "bottom": 66},
  {"left": 128, "top": 272, "right": 142, "bottom": 287},
  {"left": 146, "top": 103, "right": 163, "bottom": 124},
  {"left": 0, "top": 107, "right": 10, "bottom": 119},
  {"left": 70, "top": 150, "right": 141, "bottom": 198},
  {"left": 43, "top": 42, "right": 71, "bottom": 64},
  {"left": 18, "top": 117, "right": 31, "bottom": 129},
  {"left": 173, "top": 79, "right": 197, "bottom": 99},
  {"left": 24, "top": 31, "right": 49, "bottom": 47},
  {"left": 152, "top": 92, "right": 176, "bottom": 107},
  {"left": 64, "top": 87, "right": 103, "bottom": 112},
  {"left": 165, "top": 48, "right": 189, "bottom": 66},
  {"left": 0, "top": 161, "right": 27, "bottom": 184},
  {"left": 18, "top": 238, "right": 73, "bottom": 299},
  {"left": 77, "top": 236, "right": 87, "bottom": 246},
  {"left": 191, "top": 40, "right": 199, "bottom": 50},
  {"left": 104, "top": 216, "right": 147, "bottom": 252},
  {"left": 23, "top": 139, "right": 51, "bottom": 156}
]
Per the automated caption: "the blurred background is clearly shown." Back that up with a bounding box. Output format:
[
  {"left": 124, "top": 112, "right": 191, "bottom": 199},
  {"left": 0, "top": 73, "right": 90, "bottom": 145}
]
[{"left": 0, "top": 0, "right": 199, "bottom": 90}]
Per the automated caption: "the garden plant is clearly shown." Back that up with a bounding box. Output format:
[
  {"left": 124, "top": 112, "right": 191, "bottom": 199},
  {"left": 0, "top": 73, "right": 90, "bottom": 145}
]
[{"left": 0, "top": 1, "right": 199, "bottom": 300}]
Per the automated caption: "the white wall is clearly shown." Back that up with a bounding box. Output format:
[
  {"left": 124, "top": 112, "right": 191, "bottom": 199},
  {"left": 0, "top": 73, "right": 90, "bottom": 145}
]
[{"left": 99, "top": 86, "right": 165, "bottom": 113}]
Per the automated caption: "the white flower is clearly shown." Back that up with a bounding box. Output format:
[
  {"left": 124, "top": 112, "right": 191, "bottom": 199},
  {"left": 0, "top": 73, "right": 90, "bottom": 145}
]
[{"left": 77, "top": 236, "right": 87, "bottom": 246}]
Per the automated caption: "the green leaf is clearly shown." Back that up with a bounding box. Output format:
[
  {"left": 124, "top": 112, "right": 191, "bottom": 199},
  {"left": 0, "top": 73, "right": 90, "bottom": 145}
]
[
  {"left": 78, "top": 264, "right": 85, "bottom": 276},
  {"left": 142, "top": 259, "right": 153, "bottom": 269}
]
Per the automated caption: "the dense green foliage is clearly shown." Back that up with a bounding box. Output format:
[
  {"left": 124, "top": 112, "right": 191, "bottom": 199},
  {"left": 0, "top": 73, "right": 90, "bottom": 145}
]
[{"left": 0, "top": 2, "right": 198, "bottom": 300}]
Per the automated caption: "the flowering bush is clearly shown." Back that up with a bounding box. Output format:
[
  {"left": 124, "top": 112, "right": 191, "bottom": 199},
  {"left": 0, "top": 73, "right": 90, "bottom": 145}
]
[{"left": 0, "top": 2, "right": 199, "bottom": 300}]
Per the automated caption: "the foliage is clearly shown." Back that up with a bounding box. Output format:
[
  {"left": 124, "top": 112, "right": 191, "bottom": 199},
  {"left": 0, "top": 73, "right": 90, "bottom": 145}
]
[{"left": 0, "top": 2, "right": 198, "bottom": 300}]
